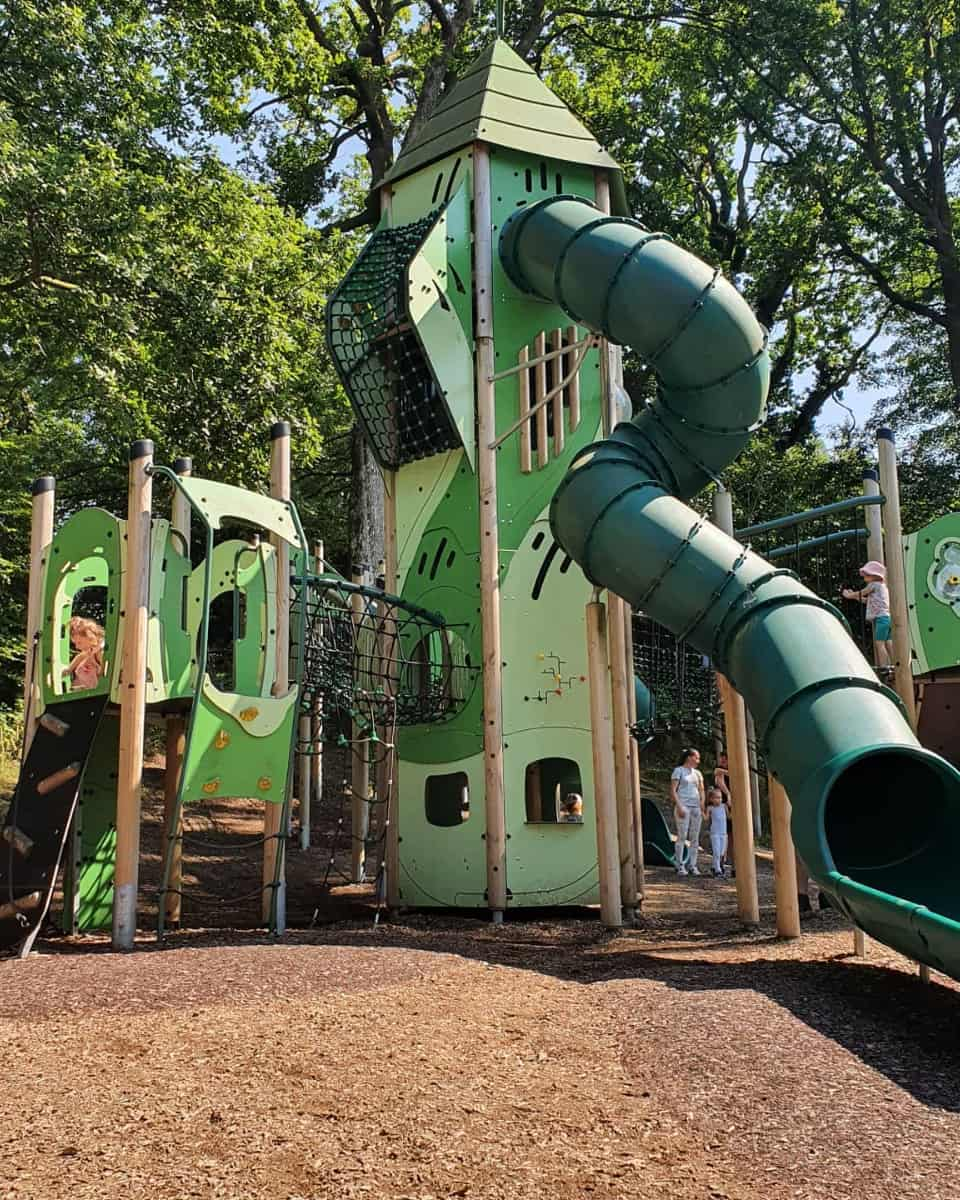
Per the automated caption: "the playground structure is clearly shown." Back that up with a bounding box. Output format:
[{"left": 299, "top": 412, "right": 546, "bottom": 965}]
[
  {"left": 3, "top": 37, "right": 960, "bottom": 982},
  {"left": 1, "top": 427, "right": 475, "bottom": 954}
]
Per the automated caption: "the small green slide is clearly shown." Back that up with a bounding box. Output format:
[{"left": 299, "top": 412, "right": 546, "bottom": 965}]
[
  {"left": 500, "top": 196, "right": 960, "bottom": 979},
  {"left": 642, "top": 797, "right": 683, "bottom": 869}
]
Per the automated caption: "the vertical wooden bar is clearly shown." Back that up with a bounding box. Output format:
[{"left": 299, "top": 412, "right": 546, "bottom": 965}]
[
  {"left": 876, "top": 428, "right": 917, "bottom": 728},
  {"left": 566, "top": 326, "right": 581, "bottom": 432},
  {"left": 767, "top": 774, "right": 800, "bottom": 938},
  {"left": 713, "top": 488, "right": 760, "bottom": 925},
  {"left": 608, "top": 592, "right": 638, "bottom": 912},
  {"left": 862, "top": 468, "right": 884, "bottom": 566},
  {"left": 162, "top": 456, "right": 191, "bottom": 928},
  {"left": 473, "top": 142, "right": 508, "bottom": 920},
  {"left": 112, "top": 439, "right": 154, "bottom": 950},
  {"left": 623, "top": 601, "right": 645, "bottom": 899},
  {"left": 23, "top": 476, "right": 55, "bottom": 750},
  {"left": 534, "top": 330, "right": 548, "bottom": 469},
  {"left": 586, "top": 599, "right": 623, "bottom": 928},
  {"left": 745, "top": 707, "right": 763, "bottom": 838},
  {"left": 551, "top": 328, "right": 565, "bottom": 456},
  {"left": 263, "top": 421, "right": 290, "bottom": 928},
  {"left": 350, "top": 570, "right": 369, "bottom": 883},
  {"left": 518, "top": 346, "right": 532, "bottom": 473},
  {"left": 302, "top": 538, "right": 325, "bottom": 853}
]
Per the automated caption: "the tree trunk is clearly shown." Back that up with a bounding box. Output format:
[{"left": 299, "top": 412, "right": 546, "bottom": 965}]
[{"left": 350, "top": 424, "right": 384, "bottom": 580}]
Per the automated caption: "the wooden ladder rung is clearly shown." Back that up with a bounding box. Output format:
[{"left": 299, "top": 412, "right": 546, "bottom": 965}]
[
  {"left": 40, "top": 712, "right": 70, "bottom": 737},
  {"left": 36, "top": 762, "right": 81, "bottom": 796},
  {"left": 1, "top": 826, "right": 34, "bottom": 858}
]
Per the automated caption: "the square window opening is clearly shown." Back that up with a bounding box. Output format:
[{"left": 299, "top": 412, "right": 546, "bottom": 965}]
[
  {"left": 425, "top": 772, "right": 470, "bottom": 827},
  {"left": 525, "top": 758, "right": 584, "bottom": 824}
]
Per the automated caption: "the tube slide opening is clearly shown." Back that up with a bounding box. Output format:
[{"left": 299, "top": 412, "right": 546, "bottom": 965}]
[{"left": 824, "top": 749, "right": 960, "bottom": 919}]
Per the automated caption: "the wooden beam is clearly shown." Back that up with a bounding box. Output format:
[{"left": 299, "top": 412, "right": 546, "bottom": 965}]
[
  {"left": 263, "top": 421, "right": 290, "bottom": 929},
  {"left": 518, "top": 345, "right": 532, "bottom": 473},
  {"left": 23, "top": 476, "right": 55, "bottom": 752},
  {"left": 534, "top": 330, "right": 548, "bottom": 469},
  {"left": 767, "top": 774, "right": 800, "bottom": 938},
  {"left": 112, "top": 440, "right": 153, "bottom": 950},
  {"left": 551, "top": 328, "right": 565, "bottom": 457},
  {"left": 473, "top": 142, "right": 508, "bottom": 920},
  {"left": 877, "top": 429, "right": 917, "bottom": 728},
  {"left": 162, "top": 455, "right": 191, "bottom": 928},
  {"left": 586, "top": 599, "right": 623, "bottom": 928},
  {"left": 713, "top": 488, "right": 760, "bottom": 925}
]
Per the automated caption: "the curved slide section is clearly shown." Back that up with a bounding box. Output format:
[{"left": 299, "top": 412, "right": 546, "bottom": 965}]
[{"left": 500, "top": 196, "right": 960, "bottom": 978}]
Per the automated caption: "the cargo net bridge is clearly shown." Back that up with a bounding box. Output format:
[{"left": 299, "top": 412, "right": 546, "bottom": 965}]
[{"left": 293, "top": 575, "right": 478, "bottom": 905}]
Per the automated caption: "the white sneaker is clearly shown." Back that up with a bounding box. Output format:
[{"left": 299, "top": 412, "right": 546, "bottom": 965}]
[
  {"left": 677, "top": 866, "right": 688, "bottom": 876},
  {"left": 689, "top": 867, "right": 701, "bottom": 876}
]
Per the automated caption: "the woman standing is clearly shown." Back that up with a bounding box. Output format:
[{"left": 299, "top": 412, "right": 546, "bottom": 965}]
[{"left": 671, "top": 748, "right": 706, "bottom": 876}]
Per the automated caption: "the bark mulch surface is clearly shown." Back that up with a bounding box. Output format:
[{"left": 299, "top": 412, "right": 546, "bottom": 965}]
[{"left": 3, "top": 852, "right": 960, "bottom": 1200}]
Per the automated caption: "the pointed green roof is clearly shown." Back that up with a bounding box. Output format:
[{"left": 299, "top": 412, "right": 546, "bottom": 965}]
[{"left": 381, "top": 40, "right": 628, "bottom": 212}]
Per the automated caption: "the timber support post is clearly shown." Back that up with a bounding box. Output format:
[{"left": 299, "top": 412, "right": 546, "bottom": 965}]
[{"left": 113, "top": 439, "right": 154, "bottom": 950}]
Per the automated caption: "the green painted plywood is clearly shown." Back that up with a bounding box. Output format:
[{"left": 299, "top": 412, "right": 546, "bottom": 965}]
[
  {"left": 154, "top": 527, "right": 194, "bottom": 701},
  {"left": 186, "top": 540, "right": 278, "bottom": 699},
  {"left": 175, "top": 476, "right": 303, "bottom": 549},
  {"left": 40, "top": 508, "right": 124, "bottom": 710},
  {"left": 180, "top": 678, "right": 297, "bottom": 807},
  {"left": 62, "top": 713, "right": 119, "bottom": 932},
  {"left": 905, "top": 512, "right": 960, "bottom": 675},
  {"left": 407, "top": 184, "right": 476, "bottom": 470},
  {"left": 395, "top": 753, "right": 487, "bottom": 907}
]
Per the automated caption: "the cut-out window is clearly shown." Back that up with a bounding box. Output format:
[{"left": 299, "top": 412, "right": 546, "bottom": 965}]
[
  {"left": 525, "top": 758, "right": 584, "bottom": 824},
  {"left": 207, "top": 590, "right": 245, "bottom": 692},
  {"left": 425, "top": 772, "right": 470, "bottom": 826},
  {"left": 67, "top": 586, "right": 108, "bottom": 692}
]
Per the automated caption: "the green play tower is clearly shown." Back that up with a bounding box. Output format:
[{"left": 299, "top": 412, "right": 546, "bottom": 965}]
[{"left": 327, "top": 41, "right": 632, "bottom": 914}]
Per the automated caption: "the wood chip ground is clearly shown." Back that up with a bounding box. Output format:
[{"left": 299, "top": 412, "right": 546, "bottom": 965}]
[{"left": 2, "top": 781, "right": 959, "bottom": 1199}]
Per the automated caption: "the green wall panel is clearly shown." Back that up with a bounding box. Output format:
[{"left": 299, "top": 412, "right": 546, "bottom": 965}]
[{"left": 905, "top": 512, "right": 960, "bottom": 674}]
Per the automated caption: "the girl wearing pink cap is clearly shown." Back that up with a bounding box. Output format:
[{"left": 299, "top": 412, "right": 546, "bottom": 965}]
[{"left": 842, "top": 561, "right": 891, "bottom": 671}]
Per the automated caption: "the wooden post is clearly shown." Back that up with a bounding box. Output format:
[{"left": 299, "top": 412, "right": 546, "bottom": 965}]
[
  {"left": 623, "top": 602, "right": 645, "bottom": 900},
  {"left": 23, "top": 476, "right": 55, "bottom": 750},
  {"left": 862, "top": 468, "right": 884, "bottom": 566},
  {"left": 350, "top": 569, "right": 369, "bottom": 883},
  {"left": 876, "top": 429, "right": 917, "bottom": 728},
  {"left": 112, "top": 440, "right": 154, "bottom": 950},
  {"left": 594, "top": 169, "right": 637, "bottom": 913},
  {"left": 160, "top": 456, "right": 191, "bottom": 928},
  {"left": 713, "top": 488, "right": 760, "bottom": 925},
  {"left": 586, "top": 598, "right": 623, "bottom": 928},
  {"left": 745, "top": 707, "right": 763, "bottom": 838},
  {"left": 767, "top": 774, "right": 800, "bottom": 939},
  {"left": 473, "top": 142, "right": 508, "bottom": 921},
  {"left": 263, "top": 420, "right": 289, "bottom": 929}
]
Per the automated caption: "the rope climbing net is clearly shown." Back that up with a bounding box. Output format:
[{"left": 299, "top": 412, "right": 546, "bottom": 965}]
[
  {"left": 326, "top": 212, "right": 462, "bottom": 470},
  {"left": 631, "top": 613, "right": 721, "bottom": 743}
]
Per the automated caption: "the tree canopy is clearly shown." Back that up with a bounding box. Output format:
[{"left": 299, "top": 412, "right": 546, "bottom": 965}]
[{"left": 1, "top": 0, "right": 958, "bottom": 707}]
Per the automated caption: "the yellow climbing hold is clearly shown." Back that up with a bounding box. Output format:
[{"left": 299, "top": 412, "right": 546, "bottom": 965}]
[
  {"left": 536, "top": 652, "right": 545, "bottom": 661},
  {"left": 202, "top": 778, "right": 220, "bottom": 795},
  {"left": 239, "top": 707, "right": 259, "bottom": 722},
  {"left": 214, "top": 730, "right": 230, "bottom": 750},
  {"left": 257, "top": 776, "right": 272, "bottom": 792}
]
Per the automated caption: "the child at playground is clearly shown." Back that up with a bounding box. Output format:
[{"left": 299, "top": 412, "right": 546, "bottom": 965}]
[
  {"left": 842, "top": 560, "right": 891, "bottom": 670},
  {"left": 714, "top": 751, "right": 734, "bottom": 876},
  {"left": 66, "top": 616, "right": 104, "bottom": 691},
  {"left": 705, "top": 786, "right": 729, "bottom": 877},
  {"left": 558, "top": 793, "right": 584, "bottom": 823},
  {"left": 671, "top": 747, "right": 705, "bottom": 876}
]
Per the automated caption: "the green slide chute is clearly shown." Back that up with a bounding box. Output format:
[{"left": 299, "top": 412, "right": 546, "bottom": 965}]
[{"left": 500, "top": 195, "right": 960, "bottom": 978}]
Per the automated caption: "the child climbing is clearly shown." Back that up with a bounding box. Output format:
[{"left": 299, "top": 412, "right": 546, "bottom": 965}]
[
  {"left": 705, "top": 786, "right": 729, "bottom": 877},
  {"left": 671, "top": 747, "right": 705, "bottom": 876},
  {"left": 842, "top": 560, "right": 891, "bottom": 670},
  {"left": 66, "top": 615, "right": 105, "bottom": 691}
]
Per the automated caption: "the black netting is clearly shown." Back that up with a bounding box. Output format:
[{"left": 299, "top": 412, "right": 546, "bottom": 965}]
[
  {"left": 293, "top": 576, "right": 478, "bottom": 731},
  {"left": 631, "top": 614, "right": 721, "bottom": 744},
  {"left": 326, "top": 214, "right": 463, "bottom": 470}
]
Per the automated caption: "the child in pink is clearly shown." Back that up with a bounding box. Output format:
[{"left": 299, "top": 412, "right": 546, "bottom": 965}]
[
  {"left": 67, "top": 616, "right": 104, "bottom": 690},
  {"left": 842, "top": 560, "right": 891, "bottom": 670}
]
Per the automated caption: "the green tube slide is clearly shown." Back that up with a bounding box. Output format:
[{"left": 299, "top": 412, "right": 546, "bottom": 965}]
[{"left": 500, "top": 195, "right": 960, "bottom": 978}]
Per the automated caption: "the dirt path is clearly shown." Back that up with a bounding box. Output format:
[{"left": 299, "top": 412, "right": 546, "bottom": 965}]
[{"left": 2, "top": 865, "right": 959, "bottom": 1200}]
